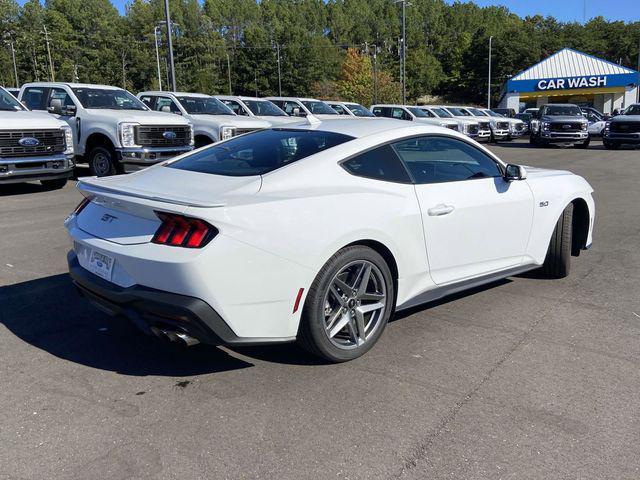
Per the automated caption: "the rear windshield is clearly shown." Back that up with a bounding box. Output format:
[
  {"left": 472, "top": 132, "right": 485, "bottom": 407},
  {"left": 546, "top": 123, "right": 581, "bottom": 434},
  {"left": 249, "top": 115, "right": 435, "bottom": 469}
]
[{"left": 169, "top": 128, "right": 354, "bottom": 176}]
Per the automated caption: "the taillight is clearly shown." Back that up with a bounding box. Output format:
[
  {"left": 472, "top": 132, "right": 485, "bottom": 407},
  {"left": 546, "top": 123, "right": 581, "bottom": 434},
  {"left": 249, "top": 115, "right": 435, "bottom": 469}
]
[
  {"left": 73, "top": 196, "right": 92, "bottom": 216},
  {"left": 152, "top": 212, "right": 217, "bottom": 248}
]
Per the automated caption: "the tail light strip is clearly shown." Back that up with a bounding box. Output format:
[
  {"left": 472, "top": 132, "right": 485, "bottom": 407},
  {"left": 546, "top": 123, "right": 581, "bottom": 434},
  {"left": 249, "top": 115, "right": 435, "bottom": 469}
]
[{"left": 152, "top": 212, "right": 217, "bottom": 248}]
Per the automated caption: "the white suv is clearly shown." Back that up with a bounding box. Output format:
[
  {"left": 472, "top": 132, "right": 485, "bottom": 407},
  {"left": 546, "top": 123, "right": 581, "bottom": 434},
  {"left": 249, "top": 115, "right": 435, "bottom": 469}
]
[
  {"left": 20, "top": 82, "right": 193, "bottom": 176},
  {"left": 215, "top": 95, "right": 300, "bottom": 126},
  {"left": 139, "top": 92, "right": 271, "bottom": 148},
  {"left": 0, "top": 86, "right": 74, "bottom": 188}
]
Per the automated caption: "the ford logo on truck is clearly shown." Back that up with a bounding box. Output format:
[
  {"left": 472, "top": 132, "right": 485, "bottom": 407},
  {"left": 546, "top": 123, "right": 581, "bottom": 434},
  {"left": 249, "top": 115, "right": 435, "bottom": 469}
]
[
  {"left": 162, "top": 131, "right": 177, "bottom": 140},
  {"left": 18, "top": 137, "right": 40, "bottom": 147}
]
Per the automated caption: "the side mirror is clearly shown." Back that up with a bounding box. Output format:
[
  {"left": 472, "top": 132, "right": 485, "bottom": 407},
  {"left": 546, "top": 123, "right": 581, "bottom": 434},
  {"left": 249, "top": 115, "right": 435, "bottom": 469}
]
[
  {"left": 504, "top": 164, "right": 527, "bottom": 181},
  {"left": 48, "top": 98, "right": 63, "bottom": 115},
  {"left": 160, "top": 105, "right": 172, "bottom": 113},
  {"left": 292, "top": 107, "right": 305, "bottom": 117},
  {"left": 64, "top": 105, "right": 77, "bottom": 116}
]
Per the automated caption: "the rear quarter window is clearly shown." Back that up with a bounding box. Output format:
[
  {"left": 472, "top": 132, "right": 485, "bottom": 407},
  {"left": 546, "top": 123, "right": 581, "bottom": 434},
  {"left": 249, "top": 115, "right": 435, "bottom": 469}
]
[{"left": 169, "top": 129, "right": 353, "bottom": 176}]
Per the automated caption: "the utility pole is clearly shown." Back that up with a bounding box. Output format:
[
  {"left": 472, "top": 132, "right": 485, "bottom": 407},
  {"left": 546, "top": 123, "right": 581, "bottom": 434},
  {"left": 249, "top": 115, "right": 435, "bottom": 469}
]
[
  {"left": 254, "top": 68, "right": 258, "bottom": 97},
  {"left": 226, "top": 52, "right": 232, "bottom": 95},
  {"left": 42, "top": 25, "right": 55, "bottom": 82},
  {"left": 163, "top": 0, "right": 177, "bottom": 91},
  {"left": 487, "top": 36, "right": 493, "bottom": 109},
  {"left": 395, "top": 0, "right": 409, "bottom": 104},
  {"left": 154, "top": 26, "right": 162, "bottom": 91},
  {"left": 372, "top": 44, "right": 378, "bottom": 104},
  {"left": 121, "top": 52, "right": 127, "bottom": 89},
  {"left": 276, "top": 43, "right": 282, "bottom": 96},
  {"left": 6, "top": 40, "right": 19, "bottom": 88}
]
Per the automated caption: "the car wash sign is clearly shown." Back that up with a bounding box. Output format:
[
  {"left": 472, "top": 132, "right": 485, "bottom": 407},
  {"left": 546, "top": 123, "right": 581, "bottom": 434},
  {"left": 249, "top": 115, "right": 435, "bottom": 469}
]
[{"left": 536, "top": 75, "right": 607, "bottom": 91}]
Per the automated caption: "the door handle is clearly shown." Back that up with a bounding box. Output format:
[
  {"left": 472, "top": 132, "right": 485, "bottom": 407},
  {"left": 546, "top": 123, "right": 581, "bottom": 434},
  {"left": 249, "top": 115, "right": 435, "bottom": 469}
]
[{"left": 427, "top": 204, "right": 455, "bottom": 216}]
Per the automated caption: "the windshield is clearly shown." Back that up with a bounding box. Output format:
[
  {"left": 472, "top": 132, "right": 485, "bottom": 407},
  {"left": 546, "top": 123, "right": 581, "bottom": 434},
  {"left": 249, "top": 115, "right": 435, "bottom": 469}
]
[
  {"left": 407, "top": 107, "right": 429, "bottom": 118},
  {"left": 468, "top": 108, "right": 488, "bottom": 117},
  {"left": 486, "top": 111, "right": 503, "bottom": 118},
  {"left": 543, "top": 105, "right": 583, "bottom": 116},
  {"left": 447, "top": 107, "right": 471, "bottom": 116},
  {"left": 169, "top": 128, "right": 353, "bottom": 176},
  {"left": 243, "top": 99, "right": 286, "bottom": 117},
  {"left": 625, "top": 105, "right": 640, "bottom": 115},
  {"left": 0, "top": 88, "right": 24, "bottom": 111},
  {"left": 177, "top": 96, "right": 233, "bottom": 115},
  {"left": 72, "top": 88, "right": 147, "bottom": 110},
  {"left": 431, "top": 108, "right": 452, "bottom": 118},
  {"left": 346, "top": 104, "right": 374, "bottom": 117},
  {"left": 301, "top": 101, "right": 338, "bottom": 115}
]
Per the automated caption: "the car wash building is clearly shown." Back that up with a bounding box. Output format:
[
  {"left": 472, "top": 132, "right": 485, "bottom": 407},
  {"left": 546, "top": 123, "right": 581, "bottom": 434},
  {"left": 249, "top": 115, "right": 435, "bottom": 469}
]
[{"left": 499, "top": 48, "right": 639, "bottom": 114}]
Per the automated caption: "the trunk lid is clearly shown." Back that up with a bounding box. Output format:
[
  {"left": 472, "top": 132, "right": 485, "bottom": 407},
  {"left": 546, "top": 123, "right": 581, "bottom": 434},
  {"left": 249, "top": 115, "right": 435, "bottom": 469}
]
[{"left": 76, "top": 165, "right": 261, "bottom": 245}]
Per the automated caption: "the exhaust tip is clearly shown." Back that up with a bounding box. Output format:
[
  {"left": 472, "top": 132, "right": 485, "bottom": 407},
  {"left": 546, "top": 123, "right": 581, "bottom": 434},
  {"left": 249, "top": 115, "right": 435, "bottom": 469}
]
[{"left": 150, "top": 326, "right": 199, "bottom": 347}]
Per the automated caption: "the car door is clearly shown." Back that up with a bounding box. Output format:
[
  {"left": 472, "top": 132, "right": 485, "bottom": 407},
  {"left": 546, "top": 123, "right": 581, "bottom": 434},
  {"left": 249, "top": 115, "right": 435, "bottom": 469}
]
[
  {"left": 48, "top": 87, "right": 80, "bottom": 151},
  {"left": 392, "top": 135, "right": 534, "bottom": 285}
]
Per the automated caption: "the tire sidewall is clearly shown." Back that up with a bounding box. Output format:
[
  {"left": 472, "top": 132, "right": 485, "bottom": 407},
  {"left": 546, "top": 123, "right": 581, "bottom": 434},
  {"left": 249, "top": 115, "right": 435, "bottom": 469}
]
[
  {"left": 89, "top": 146, "right": 116, "bottom": 177},
  {"left": 302, "top": 247, "right": 395, "bottom": 362}
]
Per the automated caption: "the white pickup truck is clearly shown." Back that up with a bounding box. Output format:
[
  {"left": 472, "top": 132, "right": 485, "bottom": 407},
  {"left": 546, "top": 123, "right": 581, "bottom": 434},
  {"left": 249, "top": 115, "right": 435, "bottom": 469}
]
[
  {"left": 215, "top": 95, "right": 300, "bottom": 126},
  {"left": 19, "top": 82, "right": 193, "bottom": 176},
  {"left": 139, "top": 91, "right": 271, "bottom": 147},
  {"left": 371, "top": 104, "right": 460, "bottom": 131},
  {"left": 0, "top": 86, "right": 74, "bottom": 188}
]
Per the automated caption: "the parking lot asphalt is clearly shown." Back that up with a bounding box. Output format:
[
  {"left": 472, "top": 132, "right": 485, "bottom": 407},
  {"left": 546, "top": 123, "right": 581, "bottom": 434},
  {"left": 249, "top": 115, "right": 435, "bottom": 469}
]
[{"left": 1, "top": 139, "right": 639, "bottom": 480}]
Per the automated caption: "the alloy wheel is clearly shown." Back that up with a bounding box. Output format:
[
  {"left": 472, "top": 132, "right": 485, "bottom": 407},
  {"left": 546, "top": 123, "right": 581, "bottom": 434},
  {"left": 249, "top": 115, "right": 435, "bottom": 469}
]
[{"left": 322, "top": 260, "right": 387, "bottom": 349}]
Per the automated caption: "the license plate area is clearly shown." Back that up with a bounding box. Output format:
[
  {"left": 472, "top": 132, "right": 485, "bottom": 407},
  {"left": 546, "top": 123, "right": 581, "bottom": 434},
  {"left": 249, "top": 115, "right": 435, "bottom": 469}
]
[{"left": 88, "top": 250, "right": 115, "bottom": 281}]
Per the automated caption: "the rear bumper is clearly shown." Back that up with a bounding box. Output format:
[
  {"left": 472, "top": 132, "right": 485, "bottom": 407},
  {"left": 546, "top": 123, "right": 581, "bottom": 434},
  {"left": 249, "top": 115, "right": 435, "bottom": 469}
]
[
  {"left": 116, "top": 146, "right": 193, "bottom": 172},
  {"left": 68, "top": 251, "right": 295, "bottom": 346},
  {"left": 0, "top": 154, "right": 74, "bottom": 183}
]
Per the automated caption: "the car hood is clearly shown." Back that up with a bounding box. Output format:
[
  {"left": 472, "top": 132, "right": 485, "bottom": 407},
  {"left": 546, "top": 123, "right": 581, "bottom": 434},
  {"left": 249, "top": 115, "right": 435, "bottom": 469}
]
[
  {"left": 256, "top": 115, "right": 302, "bottom": 125},
  {"left": 414, "top": 118, "right": 449, "bottom": 126},
  {"left": 84, "top": 108, "right": 191, "bottom": 125},
  {"left": 540, "top": 115, "right": 587, "bottom": 123},
  {"left": 191, "top": 114, "right": 271, "bottom": 129},
  {"left": 523, "top": 166, "right": 572, "bottom": 178},
  {"left": 0, "top": 110, "right": 67, "bottom": 129},
  {"left": 79, "top": 164, "right": 262, "bottom": 208},
  {"left": 610, "top": 114, "right": 640, "bottom": 123},
  {"left": 453, "top": 117, "right": 479, "bottom": 125}
]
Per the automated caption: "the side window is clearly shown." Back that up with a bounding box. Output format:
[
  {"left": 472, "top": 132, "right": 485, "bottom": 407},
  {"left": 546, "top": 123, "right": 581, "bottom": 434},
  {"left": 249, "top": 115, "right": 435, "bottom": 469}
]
[
  {"left": 392, "top": 136, "right": 502, "bottom": 184},
  {"left": 49, "top": 88, "right": 75, "bottom": 108},
  {"left": 332, "top": 105, "right": 347, "bottom": 115},
  {"left": 155, "top": 97, "right": 181, "bottom": 114},
  {"left": 22, "top": 87, "right": 48, "bottom": 110},
  {"left": 372, "top": 107, "right": 386, "bottom": 117},
  {"left": 342, "top": 144, "right": 411, "bottom": 183},
  {"left": 422, "top": 109, "right": 435, "bottom": 118},
  {"left": 283, "top": 101, "right": 304, "bottom": 116},
  {"left": 391, "top": 108, "right": 405, "bottom": 120},
  {"left": 222, "top": 100, "right": 247, "bottom": 115},
  {"left": 140, "top": 96, "right": 155, "bottom": 109}
]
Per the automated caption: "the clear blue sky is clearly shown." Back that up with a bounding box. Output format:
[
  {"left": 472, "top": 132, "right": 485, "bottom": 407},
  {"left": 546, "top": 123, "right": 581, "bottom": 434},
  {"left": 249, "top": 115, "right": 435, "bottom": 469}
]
[
  {"left": 445, "top": 0, "right": 640, "bottom": 23},
  {"left": 17, "top": 0, "right": 640, "bottom": 22}
]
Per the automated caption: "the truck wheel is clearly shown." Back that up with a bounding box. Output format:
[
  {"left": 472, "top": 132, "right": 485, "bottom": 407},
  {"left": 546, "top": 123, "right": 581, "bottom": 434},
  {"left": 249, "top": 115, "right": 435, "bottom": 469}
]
[
  {"left": 88, "top": 146, "right": 117, "bottom": 177},
  {"left": 529, "top": 135, "right": 538, "bottom": 146},
  {"left": 541, "top": 203, "right": 573, "bottom": 279},
  {"left": 574, "top": 137, "right": 590, "bottom": 149},
  {"left": 195, "top": 136, "right": 213, "bottom": 148},
  {"left": 40, "top": 178, "right": 68, "bottom": 190},
  {"left": 603, "top": 140, "right": 620, "bottom": 150}
]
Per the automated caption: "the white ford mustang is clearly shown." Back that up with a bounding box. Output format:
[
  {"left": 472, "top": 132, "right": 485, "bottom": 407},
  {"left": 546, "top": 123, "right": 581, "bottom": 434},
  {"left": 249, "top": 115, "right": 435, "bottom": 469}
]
[{"left": 65, "top": 118, "right": 595, "bottom": 362}]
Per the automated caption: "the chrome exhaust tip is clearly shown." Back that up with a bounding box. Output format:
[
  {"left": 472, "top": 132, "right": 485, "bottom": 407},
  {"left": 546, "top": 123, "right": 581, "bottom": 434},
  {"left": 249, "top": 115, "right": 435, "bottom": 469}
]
[{"left": 149, "top": 326, "right": 199, "bottom": 347}]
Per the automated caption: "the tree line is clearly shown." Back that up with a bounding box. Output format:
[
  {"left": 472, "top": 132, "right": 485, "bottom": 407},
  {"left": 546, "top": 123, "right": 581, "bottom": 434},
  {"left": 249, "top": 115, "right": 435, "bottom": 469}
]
[{"left": 0, "top": 0, "right": 638, "bottom": 106}]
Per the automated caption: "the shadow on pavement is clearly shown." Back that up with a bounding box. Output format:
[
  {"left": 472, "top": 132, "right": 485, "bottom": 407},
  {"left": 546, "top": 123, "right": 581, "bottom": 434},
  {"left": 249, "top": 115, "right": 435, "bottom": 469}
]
[
  {"left": 0, "top": 182, "right": 59, "bottom": 197},
  {"left": 0, "top": 274, "right": 255, "bottom": 376}
]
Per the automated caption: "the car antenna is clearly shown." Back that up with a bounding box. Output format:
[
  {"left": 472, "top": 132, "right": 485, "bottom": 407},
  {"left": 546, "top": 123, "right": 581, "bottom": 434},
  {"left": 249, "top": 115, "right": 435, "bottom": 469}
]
[{"left": 305, "top": 114, "right": 322, "bottom": 125}]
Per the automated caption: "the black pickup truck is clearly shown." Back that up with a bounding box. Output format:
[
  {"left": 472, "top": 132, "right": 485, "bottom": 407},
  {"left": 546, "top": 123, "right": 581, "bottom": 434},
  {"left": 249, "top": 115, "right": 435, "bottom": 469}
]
[
  {"left": 603, "top": 104, "right": 640, "bottom": 150},
  {"left": 529, "top": 104, "right": 590, "bottom": 148}
]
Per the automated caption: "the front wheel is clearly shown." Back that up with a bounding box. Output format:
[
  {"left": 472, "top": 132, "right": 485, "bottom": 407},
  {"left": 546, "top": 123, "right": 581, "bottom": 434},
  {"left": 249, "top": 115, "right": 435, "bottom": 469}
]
[
  {"left": 574, "top": 137, "right": 590, "bottom": 149},
  {"left": 541, "top": 203, "right": 573, "bottom": 278},
  {"left": 88, "top": 145, "right": 117, "bottom": 177},
  {"left": 603, "top": 140, "right": 620, "bottom": 150},
  {"left": 298, "top": 246, "right": 395, "bottom": 362}
]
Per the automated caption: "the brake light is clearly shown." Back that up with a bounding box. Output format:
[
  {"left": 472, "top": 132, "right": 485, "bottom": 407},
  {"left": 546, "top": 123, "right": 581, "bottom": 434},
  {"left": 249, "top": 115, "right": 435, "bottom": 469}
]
[
  {"left": 73, "top": 196, "right": 92, "bottom": 216},
  {"left": 152, "top": 212, "right": 217, "bottom": 248}
]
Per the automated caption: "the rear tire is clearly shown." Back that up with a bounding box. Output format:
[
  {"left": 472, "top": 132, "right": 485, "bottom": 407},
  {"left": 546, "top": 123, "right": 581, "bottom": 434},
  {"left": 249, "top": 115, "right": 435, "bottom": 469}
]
[
  {"left": 40, "top": 178, "right": 68, "bottom": 190},
  {"left": 298, "top": 246, "right": 395, "bottom": 362},
  {"left": 541, "top": 203, "right": 573, "bottom": 278},
  {"left": 88, "top": 145, "right": 117, "bottom": 177}
]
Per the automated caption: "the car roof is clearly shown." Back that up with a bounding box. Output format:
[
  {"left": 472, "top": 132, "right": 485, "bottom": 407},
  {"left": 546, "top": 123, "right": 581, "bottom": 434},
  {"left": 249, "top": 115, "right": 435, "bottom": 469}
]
[
  {"left": 371, "top": 104, "right": 410, "bottom": 109},
  {"left": 280, "top": 117, "right": 442, "bottom": 138},
  {"left": 139, "top": 91, "right": 211, "bottom": 98},
  {"left": 541, "top": 103, "right": 578, "bottom": 107},
  {"left": 22, "top": 82, "right": 123, "bottom": 90},
  {"left": 265, "top": 96, "right": 322, "bottom": 102}
]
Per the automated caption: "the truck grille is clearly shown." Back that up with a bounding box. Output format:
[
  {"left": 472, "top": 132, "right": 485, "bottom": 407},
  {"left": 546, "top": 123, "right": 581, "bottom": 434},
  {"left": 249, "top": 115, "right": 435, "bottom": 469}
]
[
  {"left": 610, "top": 122, "right": 640, "bottom": 133},
  {"left": 478, "top": 121, "right": 490, "bottom": 131},
  {"left": 135, "top": 125, "right": 192, "bottom": 147},
  {"left": 514, "top": 123, "right": 524, "bottom": 131},
  {"left": 467, "top": 124, "right": 479, "bottom": 135},
  {"left": 445, "top": 124, "right": 459, "bottom": 131},
  {"left": 550, "top": 122, "right": 582, "bottom": 132},
  {"left": 0, "top": 129, "right": 65, "bottom": 158},
  {"left": 496, "top": 121, "right": 509, "bottom": 129}
]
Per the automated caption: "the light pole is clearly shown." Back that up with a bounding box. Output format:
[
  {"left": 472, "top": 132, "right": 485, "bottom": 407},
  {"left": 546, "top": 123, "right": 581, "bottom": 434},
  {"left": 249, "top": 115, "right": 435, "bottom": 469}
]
[
  {"left": 394, "top": 0, "right": 408, "bottom": 104},
  {"left": 226, "top": 52, "right": 232, "bottom": 95},
  {"left": 163, "top": 0, "right": 177, "bottom": 91},
  {"left": 154, "top": 26, "right": 162, "bottom": 91},
  {"left": 276, "top": 43, "right": 282, "bottom": 96},
  {"left": 5, "top": 40, "right": 19, "bottom": 88},
  {"left": 41, "top": 25, "right": 55, "bottom": 82},
  {"left": 487, "top": 36, "right": 493, "bottom": 109}
]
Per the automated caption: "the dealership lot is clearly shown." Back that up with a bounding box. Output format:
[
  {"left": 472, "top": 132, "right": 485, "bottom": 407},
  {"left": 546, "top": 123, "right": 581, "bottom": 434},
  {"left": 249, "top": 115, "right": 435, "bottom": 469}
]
[{"left": 1, "top": 139, "right": 639, "bottom": 479}]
